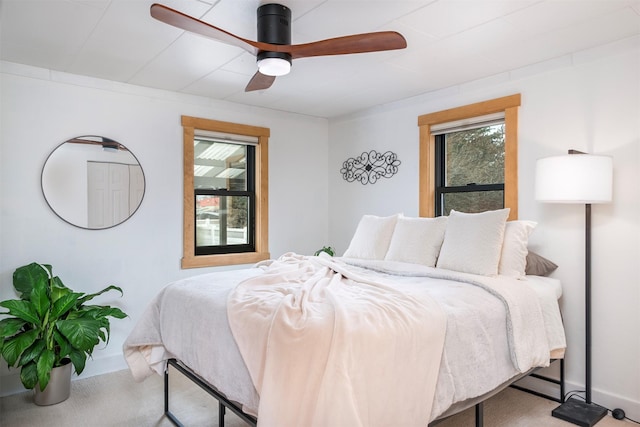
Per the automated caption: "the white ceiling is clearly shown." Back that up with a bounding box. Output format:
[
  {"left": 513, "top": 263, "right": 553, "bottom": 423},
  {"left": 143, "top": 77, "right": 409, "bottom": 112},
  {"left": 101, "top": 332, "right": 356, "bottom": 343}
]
[{"left": 2, "top": 0, "right": 640, "bottom": 118}]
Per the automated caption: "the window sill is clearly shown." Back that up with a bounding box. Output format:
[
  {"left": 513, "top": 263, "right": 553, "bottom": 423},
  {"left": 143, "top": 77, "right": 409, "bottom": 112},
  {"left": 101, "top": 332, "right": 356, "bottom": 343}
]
[{"left": 181, "top": 252, "right": 270, "bottom": 269}]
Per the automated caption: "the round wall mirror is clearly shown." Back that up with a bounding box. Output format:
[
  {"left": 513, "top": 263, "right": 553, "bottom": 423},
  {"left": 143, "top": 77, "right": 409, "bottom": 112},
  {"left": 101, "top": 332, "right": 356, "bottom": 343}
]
[{"left": 41, "top": 136, "right": 145, "bottom": 229}]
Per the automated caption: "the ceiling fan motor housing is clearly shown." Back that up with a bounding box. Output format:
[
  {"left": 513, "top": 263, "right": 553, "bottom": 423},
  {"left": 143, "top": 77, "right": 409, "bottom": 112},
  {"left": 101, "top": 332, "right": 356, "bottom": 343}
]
[{"left": 257, "top": 3, "right": 292, "bottom": 64}]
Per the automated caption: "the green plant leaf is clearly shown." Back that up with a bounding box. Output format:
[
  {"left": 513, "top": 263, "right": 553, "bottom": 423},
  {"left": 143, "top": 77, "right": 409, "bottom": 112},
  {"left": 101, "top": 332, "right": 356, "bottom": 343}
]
[
  {"left": 0, "top": 300, "right": 40, "bottom": 325},
  {"left": 53, "top": 330, "right": 72, "bottom": 361},
  {"left": 1, "top": 329, "right": 38, "bottom": 366},
  {"left": 93, "top": 317, "right": 110, "bottom": 344},
  {"left": 13, "top": 263, "right": 50, "bottom": 300},
  {"left": 77, "top": 285, "right": 123, "bottom": 305},
  {"left": 68, "top": 348, "right": 87, "bottom": 375},
  {"left": 56, "top": 318, "right": 102, "bottom": 351},
  {"left": 81, "top": 305, "right": 127, "bottom": 320},
  {"left": 51, "top": 292, "right": 82, "bottom": 320},
  {"left": 20, "top": 361, "right": 38, "bottom": 390},
  {"left": 103, "top": 306, "right": 127, "bottom": 319},
  {"left": 29, "top": 277, "right": 50, "bottom": 320},
  {"left": 0, "top": 318, "right": 27, "bottom": 339},
  {"left": 36, "top": 348, "right": 55, "bottom": 391},
  {"left": 50, "top": 276, "right": 71, "bottom": 303},
  {"left": 75, "top": 305, "right": 102, "bottom": 318},
  {"left": 17, "top": 339, "right": 45, "bottom": 367}
]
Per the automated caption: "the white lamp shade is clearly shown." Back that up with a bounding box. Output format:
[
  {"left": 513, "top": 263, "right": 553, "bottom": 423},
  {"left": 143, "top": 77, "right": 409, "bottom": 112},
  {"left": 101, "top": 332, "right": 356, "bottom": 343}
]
[{"left": 535, "top": 154, "right": 613, "bottom": 203}]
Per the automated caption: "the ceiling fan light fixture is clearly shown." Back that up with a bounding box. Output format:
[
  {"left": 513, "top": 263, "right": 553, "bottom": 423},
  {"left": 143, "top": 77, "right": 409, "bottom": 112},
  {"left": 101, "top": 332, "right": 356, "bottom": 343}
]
[
  {"left": 150, "top": 3, "right": 408, "bottom": 92},
  {"left": 258, "top": 58, "right": 291, "bottom": 77},
  {"left": 257, "top": 57, "right": 291, "bottom": 76}
]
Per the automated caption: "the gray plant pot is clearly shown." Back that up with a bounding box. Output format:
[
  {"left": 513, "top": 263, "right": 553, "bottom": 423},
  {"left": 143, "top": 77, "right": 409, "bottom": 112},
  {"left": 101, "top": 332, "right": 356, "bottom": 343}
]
[{"left": 33, "top": 359, "right": 72, "bottom": 406}]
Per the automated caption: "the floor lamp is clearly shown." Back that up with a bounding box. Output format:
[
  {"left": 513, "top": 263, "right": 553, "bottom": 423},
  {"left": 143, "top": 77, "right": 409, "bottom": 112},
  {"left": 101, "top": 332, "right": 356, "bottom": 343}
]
[{"left": 535, "top": 150, "right": 613, "bottom": 427}]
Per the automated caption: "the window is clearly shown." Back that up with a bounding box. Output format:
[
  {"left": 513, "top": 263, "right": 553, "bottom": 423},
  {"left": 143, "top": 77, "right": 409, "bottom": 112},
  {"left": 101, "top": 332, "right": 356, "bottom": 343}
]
[
  {"left": 194, "top": 140, "right": 254, "bottom": 255},
  {"left": 434, "top": 120, "right": 505, "bottom": 216},
  {"left": 182, "top": 116, "right": 270, "bottom": 268},
  {"left": 418, "top": 94, "right": 520, "bottom": 220}
]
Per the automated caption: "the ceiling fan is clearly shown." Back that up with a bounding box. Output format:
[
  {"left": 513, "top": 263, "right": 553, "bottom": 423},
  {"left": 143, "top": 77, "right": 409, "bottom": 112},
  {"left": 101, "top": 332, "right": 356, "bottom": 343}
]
[{"left": 150, "top": 3, "right": 407, "bottom": 92}]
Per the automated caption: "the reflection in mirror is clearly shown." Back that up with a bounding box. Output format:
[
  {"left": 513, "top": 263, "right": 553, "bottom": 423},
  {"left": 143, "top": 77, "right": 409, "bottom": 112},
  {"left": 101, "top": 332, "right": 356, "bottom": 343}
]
[{"left": 41, "top": 136, "right": 145, "bottom": 229}]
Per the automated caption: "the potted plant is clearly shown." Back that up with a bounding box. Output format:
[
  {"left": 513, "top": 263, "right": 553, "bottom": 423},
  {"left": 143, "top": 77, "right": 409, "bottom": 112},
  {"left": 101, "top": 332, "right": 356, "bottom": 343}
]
[
  {"left": 0, "top": 262, "right": 127, "bottom": 405},
  {"left": 314, "top": 246, "right": 335, "bottom": 256}
]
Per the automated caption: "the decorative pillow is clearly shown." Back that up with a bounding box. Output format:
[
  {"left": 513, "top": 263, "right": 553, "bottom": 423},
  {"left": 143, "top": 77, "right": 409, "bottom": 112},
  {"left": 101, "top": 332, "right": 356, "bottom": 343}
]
[
  {"left": 384, "top": 216, "right": 448, "bottom": 267},
  {"left": 436, "top": 208, "right": 510, "bottom": 276},
  {"left": 343, "top": 214, "right": 399, "bottom": 260},
  {"left": 498, "top": 220, "right": 537, "bottom": 278},
  {"left": 525, "top": 251, "right": 558, "bottom": 276}
]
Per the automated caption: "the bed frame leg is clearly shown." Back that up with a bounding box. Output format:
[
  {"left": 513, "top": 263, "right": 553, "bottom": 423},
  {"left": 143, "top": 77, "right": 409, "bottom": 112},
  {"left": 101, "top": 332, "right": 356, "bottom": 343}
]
[
  {"left": 219, "top": 402, "right": 226, "bottom": 427},
  {"left": 475, "top": 402, "right": 483, "bottom": 427},
  {"left": 560, "top": 358, "right": 565, "bottom": 403},
  {"left": 164, "top": 367, "right": 169, "bottom": 414},
  {"left": 164, "top": 365, "right": 183, "bottom": 426}
]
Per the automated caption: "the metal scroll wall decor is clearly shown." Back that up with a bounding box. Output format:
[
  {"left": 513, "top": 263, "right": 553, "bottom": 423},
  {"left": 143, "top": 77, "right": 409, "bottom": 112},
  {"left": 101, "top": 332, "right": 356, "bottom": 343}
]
[{"left": 341, "top": 150, "right": 401, "bottom": 185}]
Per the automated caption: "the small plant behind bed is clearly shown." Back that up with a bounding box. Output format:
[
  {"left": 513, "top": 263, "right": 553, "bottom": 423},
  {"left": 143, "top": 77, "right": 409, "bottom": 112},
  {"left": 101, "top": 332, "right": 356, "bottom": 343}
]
[
  {"left": 314, "top": 246, "right": 335, "bottom": 256},
  {"left": 0, "top": 262, "right": 127, "bottom": 392}
]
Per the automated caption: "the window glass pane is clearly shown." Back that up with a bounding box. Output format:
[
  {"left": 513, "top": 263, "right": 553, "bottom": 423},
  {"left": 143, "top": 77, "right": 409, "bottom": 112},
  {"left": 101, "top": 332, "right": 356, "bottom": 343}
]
[
  {"left": 196, "top": 195, "right": 250, "bottom": 247},
  {"left": 445, "top": 124, "right": 504, "bottom": 186},
  {"left": 442, "top": 190, "right": 504, "bottom": 216},
  {"left": 194, "top": 140, "right": 247, "bottom": 191}
]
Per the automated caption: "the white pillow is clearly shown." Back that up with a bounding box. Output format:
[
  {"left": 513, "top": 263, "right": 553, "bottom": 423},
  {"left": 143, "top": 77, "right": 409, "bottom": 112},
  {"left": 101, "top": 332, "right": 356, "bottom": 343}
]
[
  {"left": 384, "top": 216, "right": 448, "bottom": 267},
  {"left": 436, "top": 208, "right": 510, "bottom": 276},
  {"left": 343, "top": 214, "right": 399, "bottom": 260},
  {"left": 498, "top": 220, "right": 537, "bottom": 278}
]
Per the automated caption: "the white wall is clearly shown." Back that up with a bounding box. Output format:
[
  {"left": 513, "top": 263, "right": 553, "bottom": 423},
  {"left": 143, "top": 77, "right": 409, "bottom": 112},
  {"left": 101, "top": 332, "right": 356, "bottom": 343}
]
[
  {"left": 328, "top": 37, "right": 640, "bottom": 419},
  {"left": 0, "top": 62, "right": 329, "bottom": 395}
]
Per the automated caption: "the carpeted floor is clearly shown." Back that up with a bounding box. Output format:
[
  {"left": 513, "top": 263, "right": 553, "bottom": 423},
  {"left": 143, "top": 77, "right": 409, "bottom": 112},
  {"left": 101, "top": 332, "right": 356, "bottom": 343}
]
[{"left": 0, "top": 369, "right": 635, "bottom": 427}]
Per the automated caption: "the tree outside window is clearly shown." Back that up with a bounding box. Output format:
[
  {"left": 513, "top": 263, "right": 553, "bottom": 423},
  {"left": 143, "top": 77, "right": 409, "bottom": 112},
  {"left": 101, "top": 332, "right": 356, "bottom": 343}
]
[{"left": 436, "top": 123, "right": 505, "bottom": 215}]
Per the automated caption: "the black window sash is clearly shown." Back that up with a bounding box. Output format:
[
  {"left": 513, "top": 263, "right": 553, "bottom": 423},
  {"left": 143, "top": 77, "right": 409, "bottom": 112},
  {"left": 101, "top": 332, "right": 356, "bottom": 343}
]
[
  {"left": 194, "top": 189, "right": 255, "bottom": 255},
  {"left": 434, "top": 134, "right": 504, "bottom": 216},
  {"left": 194, "top": 145, "right": 256, "bottom": 255}
]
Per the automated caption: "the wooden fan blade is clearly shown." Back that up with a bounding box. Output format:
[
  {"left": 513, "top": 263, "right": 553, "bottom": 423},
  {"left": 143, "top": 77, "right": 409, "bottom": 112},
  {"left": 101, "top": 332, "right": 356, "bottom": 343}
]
[
  {"left": 151, "top": 5, "right": 407, "bottom": 59},
  {"left": 245, "top": 72, "right": 276, "bottom": 92},
  {"left": 151, "top": 3, "right": 261, "bottom": 55},
  {"left": 288, "top": 31, "right": 407, "bottom": 60}
]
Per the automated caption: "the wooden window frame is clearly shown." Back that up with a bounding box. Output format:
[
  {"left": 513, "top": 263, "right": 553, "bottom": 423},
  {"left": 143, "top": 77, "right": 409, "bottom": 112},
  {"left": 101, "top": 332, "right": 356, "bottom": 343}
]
[
  {"left": 181, "top": 116, "right": 270, "bottom": 268},
  {"left": 418, "top": 94, "right": 521, "bottom": 220}
]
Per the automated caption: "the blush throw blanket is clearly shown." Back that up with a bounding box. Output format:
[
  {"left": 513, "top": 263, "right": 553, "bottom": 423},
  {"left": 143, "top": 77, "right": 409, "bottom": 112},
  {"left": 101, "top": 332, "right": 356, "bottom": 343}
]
[{"left": 227, "top": 253, "right": 448, "bottom": 427}]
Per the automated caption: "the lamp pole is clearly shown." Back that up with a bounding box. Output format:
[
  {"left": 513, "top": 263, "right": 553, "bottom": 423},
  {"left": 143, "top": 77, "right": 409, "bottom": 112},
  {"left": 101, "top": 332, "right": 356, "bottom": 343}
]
[{"left": 585, "top": 203, "right": 592, "bottom": 405}]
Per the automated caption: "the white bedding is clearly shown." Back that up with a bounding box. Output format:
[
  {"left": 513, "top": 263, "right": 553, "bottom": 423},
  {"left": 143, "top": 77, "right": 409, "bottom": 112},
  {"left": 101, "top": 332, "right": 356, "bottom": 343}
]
[{"left": 123, "top": 254, "right": 565, "bottom": 424}]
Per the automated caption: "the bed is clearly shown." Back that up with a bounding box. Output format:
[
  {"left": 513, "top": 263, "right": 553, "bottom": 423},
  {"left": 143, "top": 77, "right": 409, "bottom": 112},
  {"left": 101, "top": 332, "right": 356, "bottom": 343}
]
[{"left": 124, "top": 209, "right": 566, "bottom": 427}]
